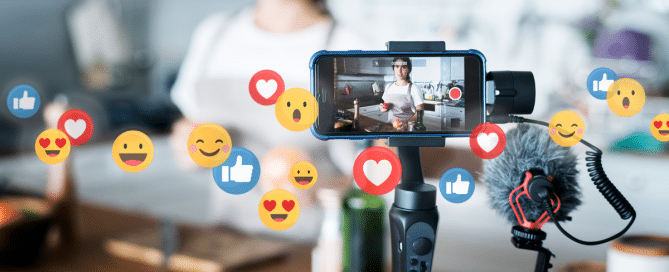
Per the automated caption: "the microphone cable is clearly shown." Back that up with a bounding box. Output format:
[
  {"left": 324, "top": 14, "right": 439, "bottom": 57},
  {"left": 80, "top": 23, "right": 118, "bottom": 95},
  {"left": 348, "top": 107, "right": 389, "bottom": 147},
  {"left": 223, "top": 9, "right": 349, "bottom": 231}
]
[{"left": 491, "top": 115, "right": 636, "bottom": 245}]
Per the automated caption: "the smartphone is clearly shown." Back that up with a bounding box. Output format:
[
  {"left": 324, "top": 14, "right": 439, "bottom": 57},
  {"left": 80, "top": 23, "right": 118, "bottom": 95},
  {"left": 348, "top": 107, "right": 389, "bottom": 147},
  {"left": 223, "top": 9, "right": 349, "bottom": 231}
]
[{"left": 310, "top": 50, "right": 486, "bottom": 140}]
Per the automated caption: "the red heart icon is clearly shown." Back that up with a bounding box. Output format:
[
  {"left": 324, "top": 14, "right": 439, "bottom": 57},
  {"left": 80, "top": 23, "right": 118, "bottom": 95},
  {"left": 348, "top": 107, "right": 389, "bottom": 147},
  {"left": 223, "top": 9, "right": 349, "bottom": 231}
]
[
  {"left": 39, "top": 138, "right": 50, "bottom": 148},
  {"left": 263, "top": 200, "right": 276, "bottom": 212},
  {"left": 55, "top": 138, "right": 67, "bottom": 148},
  {"left": 249, "top": 70, "right": 285, "bottom": 106},
  {"left": 666, "top": 121, "right": 669, "bottom": 127},
  {"left": 353, "top": 146, "right": 403, "bottom": 196},
  {"left": 282, "top": 200, "right": 295, "bottom": 212},
  {"left": 469, "top": 123, "right": 506, "bottom": 159},
  {"left": 654, "top": 121, "right": 663, "bottom": 129}
]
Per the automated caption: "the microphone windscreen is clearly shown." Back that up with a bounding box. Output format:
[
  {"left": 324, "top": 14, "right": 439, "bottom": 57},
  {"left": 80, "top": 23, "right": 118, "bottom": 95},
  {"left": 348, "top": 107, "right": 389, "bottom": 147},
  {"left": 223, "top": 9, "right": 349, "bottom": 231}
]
[{"left": 481, "top": 124, "right": 581, "bottom": 224}]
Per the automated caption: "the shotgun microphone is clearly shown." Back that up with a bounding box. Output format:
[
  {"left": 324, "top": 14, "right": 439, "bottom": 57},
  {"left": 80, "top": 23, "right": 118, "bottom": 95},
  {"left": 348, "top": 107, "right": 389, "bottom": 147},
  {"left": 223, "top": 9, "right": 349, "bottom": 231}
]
[
  {"left": 481, "top": 122, "right": 636, "bottom": 272},
  {"left": 481, "top": 124, "right": 582, "bottom": 226},
  {"left": 480, "top": 124, "right": 582, "bottom": 272},
  {"left": 485, "top": 118, "right": 636, "bottom": 243}
]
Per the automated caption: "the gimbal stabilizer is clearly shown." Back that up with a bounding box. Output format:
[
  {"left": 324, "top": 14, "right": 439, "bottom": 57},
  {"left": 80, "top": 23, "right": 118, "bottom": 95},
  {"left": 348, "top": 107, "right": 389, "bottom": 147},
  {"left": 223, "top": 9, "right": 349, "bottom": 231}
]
[{"left": 385, "top": 41, "right": 536, "bottom": 272}]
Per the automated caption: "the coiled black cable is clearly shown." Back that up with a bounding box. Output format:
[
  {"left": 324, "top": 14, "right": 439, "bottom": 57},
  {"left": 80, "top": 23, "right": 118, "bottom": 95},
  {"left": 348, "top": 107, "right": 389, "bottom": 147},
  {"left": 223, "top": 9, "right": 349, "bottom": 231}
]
[
  {"left": 495, "top": 115, "right": 636, "bottom": 245},
  {"left": 584, "top": 149, "right": 635, "bottom": 220}
]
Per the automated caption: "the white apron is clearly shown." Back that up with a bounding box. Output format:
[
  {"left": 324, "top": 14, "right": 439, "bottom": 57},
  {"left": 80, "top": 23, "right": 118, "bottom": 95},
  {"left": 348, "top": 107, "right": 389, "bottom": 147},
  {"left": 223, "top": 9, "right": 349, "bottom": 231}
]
[
  {"left": 385, "top": 82, "right": 416, "bottom": 122},
  {"left": 192, "top": 11, "right": 335, "bottom": 155}
]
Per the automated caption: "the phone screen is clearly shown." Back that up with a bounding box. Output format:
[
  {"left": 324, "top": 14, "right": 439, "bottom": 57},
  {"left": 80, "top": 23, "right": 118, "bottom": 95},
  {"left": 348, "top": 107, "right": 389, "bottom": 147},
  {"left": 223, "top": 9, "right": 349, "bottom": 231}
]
[{"left": 313, "top": 53, "right": 484, "bottom": 138}]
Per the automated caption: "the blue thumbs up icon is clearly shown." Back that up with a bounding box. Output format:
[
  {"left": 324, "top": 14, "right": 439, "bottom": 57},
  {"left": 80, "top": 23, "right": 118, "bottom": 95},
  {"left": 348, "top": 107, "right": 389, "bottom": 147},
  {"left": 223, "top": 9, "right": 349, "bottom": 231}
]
[
  {"left": 6, "top": 85, "right": 40, "bottom": 118},
  {"left": 587, "top": 67, "right": 618, "bottom": 100}
]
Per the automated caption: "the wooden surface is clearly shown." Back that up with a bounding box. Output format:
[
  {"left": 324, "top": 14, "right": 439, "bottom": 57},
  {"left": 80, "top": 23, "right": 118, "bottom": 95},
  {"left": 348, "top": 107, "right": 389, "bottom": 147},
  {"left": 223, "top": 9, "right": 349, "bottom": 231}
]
[
  {"left": 2, "top": 203, "right": 312, "bottom": 272},
  {"left": 346, "top": 105, "right": 443, "bottom": 132},
  {"left": 106, "top": 226, "right": 291, "bottom": 271}
]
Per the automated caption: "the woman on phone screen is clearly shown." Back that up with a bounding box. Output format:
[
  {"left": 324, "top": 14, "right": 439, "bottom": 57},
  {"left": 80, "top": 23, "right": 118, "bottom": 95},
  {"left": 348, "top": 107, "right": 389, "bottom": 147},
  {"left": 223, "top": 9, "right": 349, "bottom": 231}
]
[{"left": 379, "top": 57, "right": 424, "bottom": 131}]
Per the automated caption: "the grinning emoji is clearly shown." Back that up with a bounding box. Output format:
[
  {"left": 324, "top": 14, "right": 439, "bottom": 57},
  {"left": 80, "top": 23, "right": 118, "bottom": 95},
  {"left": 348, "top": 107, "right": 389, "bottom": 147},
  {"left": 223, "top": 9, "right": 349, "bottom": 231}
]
[
  {"left": 112, "top": 130, "right": 154, "bottom": 172},
  {"left": 187, "top": 123, "right": 232, "bottom": 168},
  {"left": 606, "top": 78, "right": 646, "bottom": 117},
  {"left": 548, "top": 110, "right": 585, "bottom": 147},
  {"left": 650, "top": 113, "right": 669, "bottom": 142},
  {"left": 290, "top": 161, "right": 318, "bottom": 190},
  {"left": 258, "top": 189, "right": 300, "bottom": 231},
  {"left": 274, "top": 88, "right": 319, "bottom": 132},
  {"left": 35, "top": 129, "right": 71, "bottom": 164}
]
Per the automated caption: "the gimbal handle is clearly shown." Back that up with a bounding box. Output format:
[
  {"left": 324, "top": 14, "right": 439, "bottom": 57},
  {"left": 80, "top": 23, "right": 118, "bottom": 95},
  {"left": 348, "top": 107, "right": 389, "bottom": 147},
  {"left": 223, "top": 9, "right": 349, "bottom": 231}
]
[{"left": 386, "top": 41, "right": 446, "bottom": 272}]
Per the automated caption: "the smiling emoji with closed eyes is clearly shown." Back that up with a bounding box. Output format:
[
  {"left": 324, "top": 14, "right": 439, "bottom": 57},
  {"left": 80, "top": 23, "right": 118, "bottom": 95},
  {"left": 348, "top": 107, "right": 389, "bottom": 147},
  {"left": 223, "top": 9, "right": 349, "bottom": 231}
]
[
  {"left": 548, "top": 111, "right": 585, "bottom": 147},
  {"left": 187, "top": 123, "right": 232, "bottom": 167},
  {"left": 607, "top": 78, "right": 645, "bottom": 117}
]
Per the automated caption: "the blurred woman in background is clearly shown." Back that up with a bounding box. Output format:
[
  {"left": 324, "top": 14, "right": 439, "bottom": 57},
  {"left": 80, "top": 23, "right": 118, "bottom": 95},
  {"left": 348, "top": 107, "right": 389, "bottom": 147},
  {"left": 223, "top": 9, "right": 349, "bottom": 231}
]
[{"left": 169, "top": 0, "right": 370, "bottom": 240}]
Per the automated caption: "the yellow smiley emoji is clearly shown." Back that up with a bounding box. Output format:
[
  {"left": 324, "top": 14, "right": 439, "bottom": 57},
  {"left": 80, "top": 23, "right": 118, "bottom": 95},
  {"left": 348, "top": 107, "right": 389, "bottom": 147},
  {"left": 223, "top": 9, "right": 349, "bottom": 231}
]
[
  {"left": 112, "top": 130, "right": 154, "bottom": 172},
  {"left": 650, "top": 113, "right": 669, "bottom": 142},
  {"left": 35, "top": 129, "right": 71, "bottom": 164},
  {"left": 258, "top": 189, "right": 300, "bottom": 231},
  {"left": 548, "top": 111, "right": 585, "bottom": 147},
  {"left": 607, "top": 78, "right": 645, "bottom": 117},
  {"left": 274, "top": 88, "right": 319, "bottom": 132},
  {"left": 290, "top": 161, "right": 318, "bottom": 190},
  {"left": 187, "top": 123, "right": 232, "bottom": 168}
]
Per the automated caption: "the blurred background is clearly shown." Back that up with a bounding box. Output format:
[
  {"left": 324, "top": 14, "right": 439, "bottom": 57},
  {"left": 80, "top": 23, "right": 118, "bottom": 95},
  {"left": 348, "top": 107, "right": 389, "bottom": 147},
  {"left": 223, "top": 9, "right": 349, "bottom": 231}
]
[{"left": 1, "top": 0, "right": 669, "bottom": 271}]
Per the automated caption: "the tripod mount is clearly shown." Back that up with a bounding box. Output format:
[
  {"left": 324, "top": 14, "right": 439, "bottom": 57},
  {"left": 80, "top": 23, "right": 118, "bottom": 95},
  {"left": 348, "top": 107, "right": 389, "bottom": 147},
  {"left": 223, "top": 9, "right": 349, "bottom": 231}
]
[{"left": 511, "top": 226, "right": 554, "bottom": 272}]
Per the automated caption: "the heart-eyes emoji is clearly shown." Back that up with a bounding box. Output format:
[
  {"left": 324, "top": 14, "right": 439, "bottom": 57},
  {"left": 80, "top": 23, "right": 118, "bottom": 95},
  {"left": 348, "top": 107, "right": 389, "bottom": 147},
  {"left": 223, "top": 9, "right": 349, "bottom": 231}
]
[
  {"left": 35, "top": 129, "right": 71, "bottom": 164},
  {"left": 650, "top": 113, "right": 669, "bottom": 141},
  {"left": 258, "top": 189, "right": 300, "bottom": 231}
]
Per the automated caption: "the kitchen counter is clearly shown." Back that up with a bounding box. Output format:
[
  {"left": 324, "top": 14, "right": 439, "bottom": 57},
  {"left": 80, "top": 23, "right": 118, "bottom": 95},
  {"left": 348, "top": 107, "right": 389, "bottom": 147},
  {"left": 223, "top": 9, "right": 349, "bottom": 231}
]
[
  {"left": 422, "top": 100, "right": 444, "bottom": 105},
  {"left": 345, "top": 106, "right": 393, "bottom": 132},
  {"left": 346, "top": 105, "right": 443, "bottom": 131},
  {"left": 1, "top": 134, "right": 668, "bottom": 271},
  {"left": 347, "top": 105, "right": 389, "bottom": 123}
]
